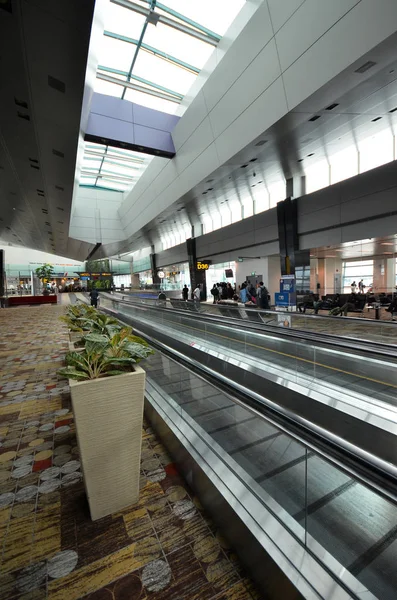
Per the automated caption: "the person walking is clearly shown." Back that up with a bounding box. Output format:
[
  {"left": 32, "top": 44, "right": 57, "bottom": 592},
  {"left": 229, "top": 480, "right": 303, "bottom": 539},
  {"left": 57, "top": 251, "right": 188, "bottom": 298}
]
[
  {"left": 182, "top": 284, "right": 189, "bottom": 301},
  {"left": 89, "top": 288, "right": 99, "bottom": 308},
  {"left": 193, "top": 285, "right": 201, "bottom": 303},
  {"left": 210, "top": 284, "right": 219, "bottom": 304},
  {"left": 351, "top": 281, "right": 357, "bottom": 294},
  {"left": 239, "top": 283, "right": 250, "bottom": 304},
  {"left": 227, "top": 282, "right": 234, "bottom": 299},
  {"left": 257, "top": 281, "right": 269, "bottom": 309},
  {"left": 358, "top": 279, "right": 365, "bottom": 294}
]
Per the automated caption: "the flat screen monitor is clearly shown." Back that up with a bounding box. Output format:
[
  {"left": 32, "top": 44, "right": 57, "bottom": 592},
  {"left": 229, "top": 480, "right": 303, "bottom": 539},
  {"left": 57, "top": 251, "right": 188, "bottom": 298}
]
[{"left": 225, "top": 269, "right": 233, "bottom": 278}]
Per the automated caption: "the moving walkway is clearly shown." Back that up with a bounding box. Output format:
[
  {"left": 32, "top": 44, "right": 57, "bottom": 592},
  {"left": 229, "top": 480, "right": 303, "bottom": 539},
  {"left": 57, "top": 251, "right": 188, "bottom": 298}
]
[
  {"left": 96, "top": 293, "right": 397, "bottom": 468},
  {"left": 145, "top": 337, "right": 397, "bottom": 600},
  {"left": 76, "top": 292, "right": 397, "bottom": 598}
]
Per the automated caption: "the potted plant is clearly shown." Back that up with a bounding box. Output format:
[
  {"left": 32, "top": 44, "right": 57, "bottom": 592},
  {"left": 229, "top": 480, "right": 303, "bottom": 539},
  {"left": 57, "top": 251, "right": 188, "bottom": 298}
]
[
  {"left": 35, "top": 263, "right": 55, "bottom": 293},
  {"left": 60, "top": 304, "right": 97, "bottom": 343},
  {"left": 58, "top": 332, "right": 154, "bottom": 521}
]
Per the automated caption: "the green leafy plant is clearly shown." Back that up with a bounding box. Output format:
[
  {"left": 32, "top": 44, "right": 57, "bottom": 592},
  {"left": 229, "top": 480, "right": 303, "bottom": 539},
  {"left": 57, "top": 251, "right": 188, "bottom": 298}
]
[
  {"left": 75, "top": 312, "right": 122, "bottom": 336},
  {"left": 60, "top": 303, "right": 97, "bottom": 332},
  {"left": 35, "top": 263, "right": 55, "bottom": 283},
  {"left": 58, "top": 330, "right": 153, "bottom": 381}
]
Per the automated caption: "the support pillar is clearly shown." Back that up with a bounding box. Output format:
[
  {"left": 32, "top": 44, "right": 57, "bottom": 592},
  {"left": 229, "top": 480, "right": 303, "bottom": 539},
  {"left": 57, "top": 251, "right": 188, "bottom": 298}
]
[
  {"left": 150, "top": 252, "right": 161, "bottom": 287},
  {"left": 186, "top": 238, "right": 207, "bottom": 301}
]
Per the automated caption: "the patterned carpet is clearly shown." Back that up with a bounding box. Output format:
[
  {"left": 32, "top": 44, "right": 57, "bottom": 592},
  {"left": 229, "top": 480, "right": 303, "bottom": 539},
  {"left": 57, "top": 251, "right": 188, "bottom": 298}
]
[{"left": 0, "top": 305, "right": 262, "bottom": 600}]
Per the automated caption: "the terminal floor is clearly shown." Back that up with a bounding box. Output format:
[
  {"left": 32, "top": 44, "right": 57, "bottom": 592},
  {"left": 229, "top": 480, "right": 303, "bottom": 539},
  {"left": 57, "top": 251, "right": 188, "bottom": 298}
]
[{"left": 0, "top": 306, "right": 261, "bottom": 600}]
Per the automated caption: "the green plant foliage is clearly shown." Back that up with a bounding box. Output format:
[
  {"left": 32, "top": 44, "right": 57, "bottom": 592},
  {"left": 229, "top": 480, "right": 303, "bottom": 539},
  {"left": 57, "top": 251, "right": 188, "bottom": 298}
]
[
  {"left": 58, "top": 329, "right": 154, "bottom": 381},
  {"left": 35, "top": 263, "right": 55, "bottom": 282}
]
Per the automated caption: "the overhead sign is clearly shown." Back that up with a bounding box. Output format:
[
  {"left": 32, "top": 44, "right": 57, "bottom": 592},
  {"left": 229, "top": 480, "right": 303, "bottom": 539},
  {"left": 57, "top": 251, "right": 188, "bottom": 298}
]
[
  {"left": 77, "top": 272, "right": 113, "bottom": 277},
  {"left": 197, "top": 261, "right": 211, "bottom": 270}
]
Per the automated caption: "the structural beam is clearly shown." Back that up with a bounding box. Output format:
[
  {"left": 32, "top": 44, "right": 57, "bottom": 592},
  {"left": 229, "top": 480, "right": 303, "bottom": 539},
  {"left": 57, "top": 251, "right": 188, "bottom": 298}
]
[
  {"left": 97, "top": 73, "right": 181, "bottom": 103},
  {"left": 98, "top": 65, "right": 183, "bottom": 100},
  {"left": 104, "top": 30, "right": 200, "bottom": 74},
  {"left": 110, "top": 0, "right": 219, "bottom": 45}
]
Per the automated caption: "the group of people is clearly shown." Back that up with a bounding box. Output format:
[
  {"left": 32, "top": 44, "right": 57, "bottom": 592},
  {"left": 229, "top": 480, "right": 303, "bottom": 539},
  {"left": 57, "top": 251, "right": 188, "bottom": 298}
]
[
  {"left": 350, "top": 280, "right": 367, "bottom": 294},
  {"left": 239, "top": 281, "right": 270, "bottom": 309},
  {"left": 210, "top": 282, "right": 235, "bottom": 302}
]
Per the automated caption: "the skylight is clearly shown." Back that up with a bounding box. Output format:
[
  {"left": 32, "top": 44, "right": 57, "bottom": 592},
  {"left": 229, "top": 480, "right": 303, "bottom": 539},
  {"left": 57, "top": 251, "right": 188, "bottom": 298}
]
[
  {"left": 95, "top": 0, "right": 245, "bottom": 115},
  {"left": 81, "top": 0, "right": 245, "bottom": 192},
  {"left": 80, "top": 142, "right": 153, "bottom": 192}
]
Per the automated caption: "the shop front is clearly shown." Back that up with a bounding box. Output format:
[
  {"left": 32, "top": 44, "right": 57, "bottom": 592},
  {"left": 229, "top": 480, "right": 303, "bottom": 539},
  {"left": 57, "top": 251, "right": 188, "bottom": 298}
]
[
  {"left": 158, "top": 262, "right": 190, "bottom": 292},
  {"left": 205, "top": 261, "right": 236, "bottom": 290}
]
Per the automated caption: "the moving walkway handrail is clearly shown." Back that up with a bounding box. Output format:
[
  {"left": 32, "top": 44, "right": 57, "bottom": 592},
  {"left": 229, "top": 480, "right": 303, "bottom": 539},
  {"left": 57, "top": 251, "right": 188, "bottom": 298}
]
[
  {"left": 87, "top": 293, "right": 397, "bottom": 504},
  {"left": 137, "top": 326, "right": 397, "bottom": 506},
  {"left": 109, "top": 290, "right": 397, "bottom": 326},
  {"left": 101, "top": 293, "right": 397, "bottom": 359}
]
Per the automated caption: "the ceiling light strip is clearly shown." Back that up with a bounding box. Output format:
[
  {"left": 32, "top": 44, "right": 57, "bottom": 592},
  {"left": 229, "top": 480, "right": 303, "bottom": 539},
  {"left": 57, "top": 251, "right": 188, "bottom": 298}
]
[
  {"left": 97, "top": 73, "right": 181, "bottom": 103},
  {"left": 97, "top": 65, "right": 183, "bottom": 99},
  {"left": 104, "top": 31, "right": 200, "bottom": 74}
]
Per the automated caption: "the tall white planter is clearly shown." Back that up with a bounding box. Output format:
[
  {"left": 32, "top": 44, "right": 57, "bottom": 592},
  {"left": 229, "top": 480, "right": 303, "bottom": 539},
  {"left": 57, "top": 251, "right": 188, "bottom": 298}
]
[{"left": 70, "top": 367, "right": 145, "bottom": 521}]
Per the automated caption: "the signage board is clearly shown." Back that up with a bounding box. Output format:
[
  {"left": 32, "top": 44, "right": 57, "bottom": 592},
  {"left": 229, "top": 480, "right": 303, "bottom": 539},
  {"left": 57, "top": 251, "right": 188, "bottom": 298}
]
[
  {"left": 275, "top": 292, "right": 296, "bottom": 307},
  {"left": 280, "top": 276, "right": 295, "bottom": 294},
  {"left": 196, "top": 260, "right": 211, "bottom": 270},
  {"left": 158, "top": 271, "right": 165, "bottom": 279}
]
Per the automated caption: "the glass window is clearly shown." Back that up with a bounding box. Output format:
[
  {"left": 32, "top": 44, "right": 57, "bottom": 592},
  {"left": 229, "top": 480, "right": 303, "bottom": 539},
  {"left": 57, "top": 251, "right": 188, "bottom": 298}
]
[
  {"left": 124, "top": 88, "right": 178, "bottom": 114},
  {"left": 330, "top": 147, "right": 358, "bottom": 184},
  {"left": 269, "top": 180, "right": 286, "bottom": 207},
  {"left": 220, "top": 207, "right": 231, "bottom": 227},
  {"left": 253, "top": 186, "right": 269, "bottom": 214},
  {"left": 94, "top": 78, "right": 123, "bottom": 99},
  {"left": 104, "top": 3, "right": 147, "bottom": 40},
  {"left": 342, "top": 260, "right": 373, "bottom": 293},
  {"left": 211, "top": 213, "right": 222, "bottom": 232},
  {"left": 230, "top": 202, "right": 242, "bottom": 224},
  {"left": 202, "top": 218, "right": 213, "bottom": 235},
  {"left": 79, "top": 142, "right": 152, "bottom": 193},
  {"left": 97, "top": 36, "right": 135, "bottom": 73},
  {"left": 143, "top": 22, "right": 213, "bottom": 71},
  {"left": 84, "top": 0, "right": 246, "bottom": 198},
  {"left": 359, "top": 129, "right": 394, "bottom": 174},
  {"left": 133, "top": 51, "right": 196, "bottom": 96},
  {"left": 305, "top": 160, "right": 330, "bottom": 194},
  {"left": 162, "top": 0, "right": 245, "bottom": 34},
  {"left": 242, "top": 197, "right": 253, "bottom": 219}
]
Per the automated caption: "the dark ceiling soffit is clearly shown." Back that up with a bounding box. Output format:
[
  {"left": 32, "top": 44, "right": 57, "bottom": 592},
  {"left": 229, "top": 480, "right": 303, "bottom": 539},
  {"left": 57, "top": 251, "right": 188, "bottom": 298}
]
[
  {"left": 84, "top": 133, "right": 176, "bottom": 159},
  {"left": 86, "top": 242, "right": 102, "bottom": 260}
]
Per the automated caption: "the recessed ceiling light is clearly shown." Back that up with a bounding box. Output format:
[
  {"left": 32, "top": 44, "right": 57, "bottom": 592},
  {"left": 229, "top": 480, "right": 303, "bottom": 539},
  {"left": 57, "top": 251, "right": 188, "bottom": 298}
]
[
  {"left": 309, "top": 115, "right": 320, "bottom": 122},
  {"left": 255, "top": 140, "right": 267, "bottom": 146},
  {"left": 381, "top": 242, "right": 394, "bottom": 246},
  {"left": 326, "top": 103, "right": 339, "bottom": 111},
  {"left": 371, "top": 116, "right": 382, "bottom": 122}
]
